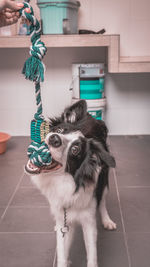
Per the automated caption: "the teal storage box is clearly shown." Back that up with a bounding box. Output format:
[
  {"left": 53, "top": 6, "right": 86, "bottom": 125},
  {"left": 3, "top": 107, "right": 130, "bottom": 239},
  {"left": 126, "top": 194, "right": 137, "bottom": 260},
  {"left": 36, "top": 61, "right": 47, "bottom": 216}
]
[
  {"left": 80, "top": 78, "right": 104, "bottom": 100},
  {"left": 37, "top": 0, "right": 80, "bottom": 34}
]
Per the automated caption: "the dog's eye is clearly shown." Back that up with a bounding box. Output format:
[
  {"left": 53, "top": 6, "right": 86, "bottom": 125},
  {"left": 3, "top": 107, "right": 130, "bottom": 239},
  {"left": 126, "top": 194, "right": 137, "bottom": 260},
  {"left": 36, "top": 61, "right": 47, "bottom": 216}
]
[
  {"left": 56, "top": 127, "right": 63, "bottom": 133},
  {"left": 71, "top": 145, "right": 80, "bottom": 156}
]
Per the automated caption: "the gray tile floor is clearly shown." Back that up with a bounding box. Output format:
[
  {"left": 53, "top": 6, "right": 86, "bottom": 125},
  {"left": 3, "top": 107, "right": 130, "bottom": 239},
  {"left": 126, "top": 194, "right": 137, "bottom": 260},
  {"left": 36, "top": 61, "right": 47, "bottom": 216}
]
[{"left": 0, "top": 136, "right": 150, "bottom": 267}]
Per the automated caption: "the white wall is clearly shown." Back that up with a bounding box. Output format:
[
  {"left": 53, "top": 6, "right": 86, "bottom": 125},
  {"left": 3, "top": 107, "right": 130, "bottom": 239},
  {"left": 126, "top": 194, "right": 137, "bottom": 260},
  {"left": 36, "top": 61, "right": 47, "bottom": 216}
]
[
  {"left": 35, "top": 0, "right": 150, "bottom": 57},
  {"left": 105, "top": 73, "right": 150, "bottom": 135},
  {"left": 0, "top": 0, "right": 150, "bottom": 136},
  {"left": 78, "top": 0, "right": 150, "bottom": 57}
]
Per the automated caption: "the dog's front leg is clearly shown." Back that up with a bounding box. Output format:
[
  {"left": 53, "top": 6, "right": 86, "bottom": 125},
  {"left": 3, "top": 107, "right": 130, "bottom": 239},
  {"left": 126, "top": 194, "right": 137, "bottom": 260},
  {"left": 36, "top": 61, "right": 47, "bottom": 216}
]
[
  {"left": 56, "top": 224, "right": 74, "bottom": 267},
  {"left": 64, "top": 225, "right": 75, "bottom": 264},
  {"left": 81, "top": 216, "right": 98, "bottom": 267},
  {"left": 100, "top": 187, "right": 117, "bottom": 230},
  {"left": 56, "top": 225, "right": 67, "bottom": 267}
]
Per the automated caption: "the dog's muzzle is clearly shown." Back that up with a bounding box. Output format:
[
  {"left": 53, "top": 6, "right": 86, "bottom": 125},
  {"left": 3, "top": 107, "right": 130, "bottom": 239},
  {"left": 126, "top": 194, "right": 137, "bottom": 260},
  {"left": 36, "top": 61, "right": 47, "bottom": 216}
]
[
  {"left": 25, "top": 158, "right": 62, "bottom": 175},
  {"left": 48, "top": 134, "right": 62, "bottom": 148},
  {"left": 25, "top": 133, "right": 63, "bottom": 175}
]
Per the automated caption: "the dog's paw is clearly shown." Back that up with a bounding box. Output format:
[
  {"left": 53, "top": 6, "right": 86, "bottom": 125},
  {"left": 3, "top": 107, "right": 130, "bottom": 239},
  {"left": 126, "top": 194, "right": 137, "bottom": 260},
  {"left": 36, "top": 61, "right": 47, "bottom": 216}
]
[
  {"left": 57, "top": 260, "right": 69, "bottom": 267},
  {"left": 67, "top": 260, "right": 72, "bottom": 267},
  {"left": 102, "top": 219, "right": 117, "bottom": 230},
  {"left": 87, "top": 262, "right": 98, "bottom": 267}
]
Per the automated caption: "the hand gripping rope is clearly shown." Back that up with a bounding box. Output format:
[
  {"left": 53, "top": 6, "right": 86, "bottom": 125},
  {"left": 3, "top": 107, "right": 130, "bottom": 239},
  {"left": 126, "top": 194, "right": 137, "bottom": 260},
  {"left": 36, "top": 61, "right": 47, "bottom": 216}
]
[{"left": 19, "top": 1, "right": 51, "bottom": 167}]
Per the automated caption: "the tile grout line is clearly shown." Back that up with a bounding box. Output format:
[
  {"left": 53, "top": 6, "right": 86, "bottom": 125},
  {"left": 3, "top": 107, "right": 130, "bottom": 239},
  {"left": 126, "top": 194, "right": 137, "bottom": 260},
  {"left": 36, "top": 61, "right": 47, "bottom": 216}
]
[
  {"left": 2, "top": 206, "right": 49, "bottom": 208},
  {"left": 118, "top": 185, "right": 150, "bottom": 188},
  {"left": 113, "top": 168, "right": 132, "bottom": 267},
  {"left": 19, "top": 186, "right": 35, "bottom": 188},
  {"left": 0, "top": 231, "right": 55, "bottom": 234},
  {"left": 108, "top": 136, "right": 132, "bottom": 267},
  {"left": 0, "top": 171, "right": 25, "bottom": 223}
]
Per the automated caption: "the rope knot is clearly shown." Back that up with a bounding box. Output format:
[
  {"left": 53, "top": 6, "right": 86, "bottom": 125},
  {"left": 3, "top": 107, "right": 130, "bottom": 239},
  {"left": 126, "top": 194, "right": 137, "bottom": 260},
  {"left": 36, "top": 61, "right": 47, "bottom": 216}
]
[
  {"left": 30, "top": 41, "right": 47, "bottom": 60},
  {"left": 27, "top": 141, "right": 51, "bottom": 167},
  {"left": 20, "top": 1, "right": 47, "bottom": 82}
]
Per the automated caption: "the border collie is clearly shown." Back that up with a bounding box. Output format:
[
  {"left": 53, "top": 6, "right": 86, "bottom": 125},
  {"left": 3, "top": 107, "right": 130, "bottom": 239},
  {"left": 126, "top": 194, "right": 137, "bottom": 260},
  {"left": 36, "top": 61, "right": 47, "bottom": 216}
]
[{"left": 25, "top": 100, "right": 116, "bottom": 267}]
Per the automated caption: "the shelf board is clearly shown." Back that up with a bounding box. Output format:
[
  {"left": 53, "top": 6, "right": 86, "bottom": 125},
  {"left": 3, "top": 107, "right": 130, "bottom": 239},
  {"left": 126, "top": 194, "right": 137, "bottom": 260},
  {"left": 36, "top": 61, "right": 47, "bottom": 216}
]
[
  {"left": 120, "top": 56, "right": 150, "bottom": 63},
  {"left": 118, "top": 56, "right": 150, "bottom": 72},
  {"left": 0, "top": 34, "right": 150, "bottom": 73},
  {"left": 0, "top": 34, "right": 112, "bottom": 48}
]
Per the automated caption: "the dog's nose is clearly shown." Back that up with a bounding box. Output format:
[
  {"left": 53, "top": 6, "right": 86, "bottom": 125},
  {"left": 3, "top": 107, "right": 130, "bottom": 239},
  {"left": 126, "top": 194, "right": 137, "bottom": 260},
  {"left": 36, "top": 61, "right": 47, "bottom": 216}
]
[{"left": 48, "top": 134, "right": 62, "bottom": 148}]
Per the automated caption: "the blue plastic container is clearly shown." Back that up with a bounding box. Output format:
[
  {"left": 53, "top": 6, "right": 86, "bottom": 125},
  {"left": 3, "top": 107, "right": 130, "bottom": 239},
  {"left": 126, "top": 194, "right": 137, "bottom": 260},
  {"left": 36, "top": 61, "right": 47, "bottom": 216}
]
[
  {"left": 37, "top": 0, "right": 80, "bottom": 34},
  {"left": 80, "top": 78, "right": 104, "bottom": 100}
]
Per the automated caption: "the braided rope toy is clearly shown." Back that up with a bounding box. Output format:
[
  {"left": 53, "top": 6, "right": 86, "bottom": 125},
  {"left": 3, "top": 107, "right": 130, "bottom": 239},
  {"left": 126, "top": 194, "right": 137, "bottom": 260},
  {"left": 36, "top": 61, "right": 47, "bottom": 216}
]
[{"left": 19, "top": 1, "right": 52, "bottom": 168}]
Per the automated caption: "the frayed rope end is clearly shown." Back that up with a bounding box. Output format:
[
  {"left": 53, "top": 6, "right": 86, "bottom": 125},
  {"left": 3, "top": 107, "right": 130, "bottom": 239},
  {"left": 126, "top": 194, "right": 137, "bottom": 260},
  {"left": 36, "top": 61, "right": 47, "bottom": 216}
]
[{"left": 22, "top": 56, "right": 45, "bottom": 83}]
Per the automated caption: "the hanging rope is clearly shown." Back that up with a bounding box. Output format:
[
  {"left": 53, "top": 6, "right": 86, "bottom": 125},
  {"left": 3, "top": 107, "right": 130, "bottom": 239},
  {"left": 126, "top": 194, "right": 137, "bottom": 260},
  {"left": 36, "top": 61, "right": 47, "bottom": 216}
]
[
  {"left": 20, "top": 1, "right": 51, "bottom": 167},
  {"left": 34, "top": 82, "right": 43, "bottom": 120}
]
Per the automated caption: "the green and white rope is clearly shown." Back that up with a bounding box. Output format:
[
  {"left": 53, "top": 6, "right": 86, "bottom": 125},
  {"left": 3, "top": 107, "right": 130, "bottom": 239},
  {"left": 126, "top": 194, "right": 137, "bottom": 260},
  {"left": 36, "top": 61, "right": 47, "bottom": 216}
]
[
  {"left": 27, "top": 141, "right": 51, "bottom": 167},
  {"left": 35, "top": 81, "right": 44, "bottom": 121},
  {"left": 20, "top": 1, "right": 51, "bottom": 167}
]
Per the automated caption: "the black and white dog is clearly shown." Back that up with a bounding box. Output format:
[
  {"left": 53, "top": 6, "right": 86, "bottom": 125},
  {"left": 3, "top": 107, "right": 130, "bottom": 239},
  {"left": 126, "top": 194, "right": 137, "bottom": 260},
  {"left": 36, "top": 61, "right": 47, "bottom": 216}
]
[{"left": 25, "top": 100, "right": 116, "bottom": 267}]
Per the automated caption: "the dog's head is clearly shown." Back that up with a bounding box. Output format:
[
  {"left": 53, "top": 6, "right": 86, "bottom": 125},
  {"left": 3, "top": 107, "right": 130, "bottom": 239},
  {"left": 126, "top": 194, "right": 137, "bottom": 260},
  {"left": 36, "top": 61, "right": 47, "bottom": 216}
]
[
  {"left": 25, "top": 100, "right": 111, "bottom": 178},
  {"left": 43, "top": 131, "right": 116, "bottom": 191}
]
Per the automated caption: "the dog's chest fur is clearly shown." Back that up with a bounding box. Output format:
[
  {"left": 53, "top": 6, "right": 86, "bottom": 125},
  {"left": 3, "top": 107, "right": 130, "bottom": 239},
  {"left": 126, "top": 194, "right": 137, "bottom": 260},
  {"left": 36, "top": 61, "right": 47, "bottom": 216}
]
[{"left": 31, "top": 171, "right": 97, "bottom": 223}]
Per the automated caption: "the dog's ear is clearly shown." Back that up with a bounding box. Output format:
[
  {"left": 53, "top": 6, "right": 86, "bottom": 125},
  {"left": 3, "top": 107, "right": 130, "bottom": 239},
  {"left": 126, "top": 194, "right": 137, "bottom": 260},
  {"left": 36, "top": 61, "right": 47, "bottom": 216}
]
[
  {"left": 62, "top": 100, "right": 87, "bottom": 123},
  {"left": 89, "top": 139, "right": 116, "bottom": 168},
  {"left": 71, "top": 139, "right": 115, "bottom": 192},
  {"left": 66, "top": 137, "right": 98, "bottom": 191},
  {"left": 73, "top": 152, "right": 97, "bottom": 192}
]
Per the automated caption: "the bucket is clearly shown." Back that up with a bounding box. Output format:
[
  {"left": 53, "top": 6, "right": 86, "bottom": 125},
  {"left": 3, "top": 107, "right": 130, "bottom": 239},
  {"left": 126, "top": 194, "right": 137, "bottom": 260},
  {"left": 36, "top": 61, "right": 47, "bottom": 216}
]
[
  {"left": 80, "top": 78, "right": 104, "bottom": 99},
  {"left": 88, "top": 108, "right": 103, "bottom": 120},
  {"left": 87, "top": 98, "right": 106, "bottom": 120},
  {"left": 37, "top": 0, "right": 80, "bottom": 34},
  {"left": 0, "top": 132, "right": 11, "bottom": 154},
  {"left": 72, "top": 98, "right": 106, "bottom": 120}
]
